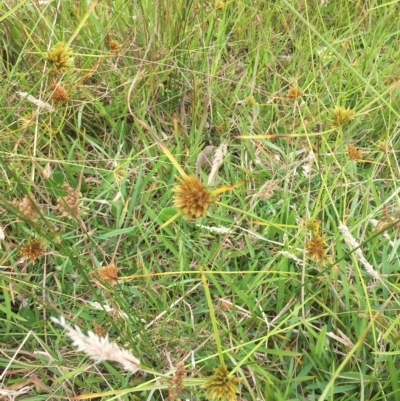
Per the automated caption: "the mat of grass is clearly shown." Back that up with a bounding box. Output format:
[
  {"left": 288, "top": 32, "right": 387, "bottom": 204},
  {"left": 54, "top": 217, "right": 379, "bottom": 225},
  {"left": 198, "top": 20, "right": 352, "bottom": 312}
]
[{"left": 1, "top": 0, "right": 399, "bottom": 400}]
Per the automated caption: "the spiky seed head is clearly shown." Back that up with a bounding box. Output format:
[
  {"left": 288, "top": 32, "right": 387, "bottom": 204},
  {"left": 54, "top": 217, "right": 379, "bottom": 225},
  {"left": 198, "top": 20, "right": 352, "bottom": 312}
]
[
  {"left": 331, "top": 106, "right": 355, "bottom": 127},
  {"left": 50, "top": 84, "right": 69, "bottom": 101},
  {"left": 47, "top": 42, "right": 74, "bottom": 73},
  {"left": 173, "top": 176, "right": 213, "bottom": 220},
  {"left": 20, "top": 239, "right": 45, "bottom": 262},
  {"left": 305, "top": 235, "right": 327, "bottom": 263},
  {"left": 203, "top": 365, "right": 240, "bottom": 401},
  {"left": 347, "top": 144, "right": 362, "bottom": 161},
  {"left": 287, "top": 86, "right": 303, "bottom": 99}
]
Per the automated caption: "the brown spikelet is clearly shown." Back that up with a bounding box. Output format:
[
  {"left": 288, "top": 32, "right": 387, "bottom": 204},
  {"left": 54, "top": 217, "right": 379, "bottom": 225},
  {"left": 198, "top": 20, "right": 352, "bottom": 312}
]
[
  {"left": 20, "top": 239, "right": 45, "bottom": 262},
  {"left": 287, "top": 86, "right": 303, "bottom": 100},
  {"left": 56, "top": 183, "right": 81, "bottom": 217},
  {"left": 168, "top": 362, "right": 185, "bottom": 401},
  {"left": 173, "top": 176, "right": 213, "bottom": 220},
  {"left": 92, "top": 321, "right": 108, "bottom": 337},
  {"left": 305, "top": 235, "right": 326, "bottom": 263},
  {"left": 50, "top": 84, "right": 69, "bottom": 102},
  {"left": 20, "top": 195, "right": 40, "bottom": 220},
  {"left": 93, "top": 263, "right": 119, "bottom": 284},
  {"left": 347, "top": 144, "right": 362, "bottom": 161}
]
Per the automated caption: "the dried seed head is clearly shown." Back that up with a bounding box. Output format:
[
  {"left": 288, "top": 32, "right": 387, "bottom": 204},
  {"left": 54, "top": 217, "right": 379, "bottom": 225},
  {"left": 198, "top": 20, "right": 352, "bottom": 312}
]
[
  {"left": 47, "top": 42, "right": 74, "bottom": 73},
  {"left": 20, "top": 239, "right": 45, "bottom": 262},
  {"left": 168, "top": 362, "right": 185, "bottom": 401},
  {"left": 19, "top": 195, "right": 40, "bottom": 220},
  {"left": 92, "top": 264, "right": 119, "bottom": 284},
  {"left": 204, "top": 365, "right": 240, "bottom": 401},
  {"left": 331, "top": 106, "right": 355, "bottom": 127},
  {"left": 50, "top": 84, "right": 69, "bottom": 101},
  {"left": 305, "top": 235, "right": 326, "bottom": 263},
  {"left": 56, "top": 183, "right": 81, "bottom": 217},
  {"left": 173, "top": 176, "right": 213, "bottom": 220},
  {"left": 107, "top": 39, "right": 121, "bottom": 52},
  {"left": 287, "top": 86, "right": 303, "bottom": 99},
  {"left": 347, "top": 144, "right": 362, "bottom": 161}
]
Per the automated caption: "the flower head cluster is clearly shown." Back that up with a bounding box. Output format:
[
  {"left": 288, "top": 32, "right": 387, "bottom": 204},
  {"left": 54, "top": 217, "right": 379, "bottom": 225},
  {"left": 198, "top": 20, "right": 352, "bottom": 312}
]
[
  {"left": 287, "top": 86, "right": 303, "bottom": 100},
  {"left": 331, "top": 106, "right": 355, "bottom": 127},
  {"left": 203, "top": 365, "right": 240, "bottom": 401},
  {"left": 20, "top": 239, "right": 45, "bottom": 262},
  {"left": 173, "top": 175, "right": 214, "bottom": 220},
  {"left": 347, "top": 144, "right": 362, "bottom": 161},
  {"left": 47, "top": 42, "right": 74, "bottom": 73},
  {"left": 305, "top": 234, "right": 326, "bottom": 263}
]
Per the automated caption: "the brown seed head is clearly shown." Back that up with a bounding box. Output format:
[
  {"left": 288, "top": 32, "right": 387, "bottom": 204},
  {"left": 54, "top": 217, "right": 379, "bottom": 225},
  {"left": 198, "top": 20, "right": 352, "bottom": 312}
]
[
  {"left": 347, "top": 144, "right": 362, "bottom": 161},
  {"left": 107, "top": 39, "right": 121, "bottom": 52},
  {"left": 173, "top": 176, "right": 213, "bottom": 220},
  {"left": 56, "top": 183, "right": 81, "bottom": 217},
  {"left": 305, "top": 235, "right": 326, "bottom": 263},
  {"left": 20, "top": 239, "right": 45, "bottom": 262},
  {"left": 287, "top": 86, "right": 303, "bottom": 100},
  {"left": 20, "top": 195, "right": 40, "bottom": 220},
  {"left": 94, "top": 263, "right": 119, "bottom": 284},
  {"left": 50, "top": 84, "right": 69, "bottom": 101}
]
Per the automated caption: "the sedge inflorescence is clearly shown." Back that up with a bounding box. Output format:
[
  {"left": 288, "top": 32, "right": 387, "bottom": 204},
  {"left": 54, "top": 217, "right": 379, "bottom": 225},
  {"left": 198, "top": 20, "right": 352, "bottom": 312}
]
[
  {"left": 203, "top": 365, "right": 240, "bottom": 401},
  {"left": 47, "top": 42, "right": 74, "bottom": 73},
  {"left": 173, "top": 175, "right": 214, "bottom": 220}
]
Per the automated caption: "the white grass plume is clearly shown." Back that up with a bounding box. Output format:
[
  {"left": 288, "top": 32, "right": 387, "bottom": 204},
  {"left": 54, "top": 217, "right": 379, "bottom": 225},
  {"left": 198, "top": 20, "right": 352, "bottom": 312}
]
[
  {"left": 51, "top": 315, "right": 140, "bottom": 373},
  {"left": 17, "top": 91, "right": 55, "bottom": 112},
  {"left": 338, "top": 224, "right": 379, "bottom": 280}
]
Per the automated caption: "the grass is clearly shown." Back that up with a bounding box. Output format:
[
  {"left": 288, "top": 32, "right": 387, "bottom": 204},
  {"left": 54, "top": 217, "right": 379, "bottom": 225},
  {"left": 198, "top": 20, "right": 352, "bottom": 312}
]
[{"left": 0, "top": 0, "right": 399, "bottom": 400}]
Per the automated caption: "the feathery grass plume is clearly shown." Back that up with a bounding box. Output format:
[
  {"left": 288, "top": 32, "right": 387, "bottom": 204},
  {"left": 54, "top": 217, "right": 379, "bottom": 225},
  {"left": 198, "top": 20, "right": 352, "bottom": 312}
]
[
  {"left": 208, "top": 143, "right": 227, "bottom": 185},
  {"left": 305, "top": 234, "right": 326, "bottom": 263},
  {"left": 173, "top": 175, "right": 214, "bottom": 220},
  {"left": 346, "top": 144, "right": 362, "bottom": 161},
  {"left": 338, "top": 224, "right": 379, "bottom": 279},
  {"left": 331, "top": 106, "right": 355, "bottom": 127},
  {"left": 17, "top": 92, "right": 55, "bottom": 113},
  {"left": 47, "top": 42, "right": 74, "bottom": 73},
  {"left": 287, "top": 86, "right": 303, "bottom": 99},
  {"left": 203, "top": 365, "right": 240, "bottom": 401},
  {"left": 20, "top": 239, "right": 45, "bottom": 262},
  {"left": 51, "top": 315, "right": 141, "bottom": 373}
]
